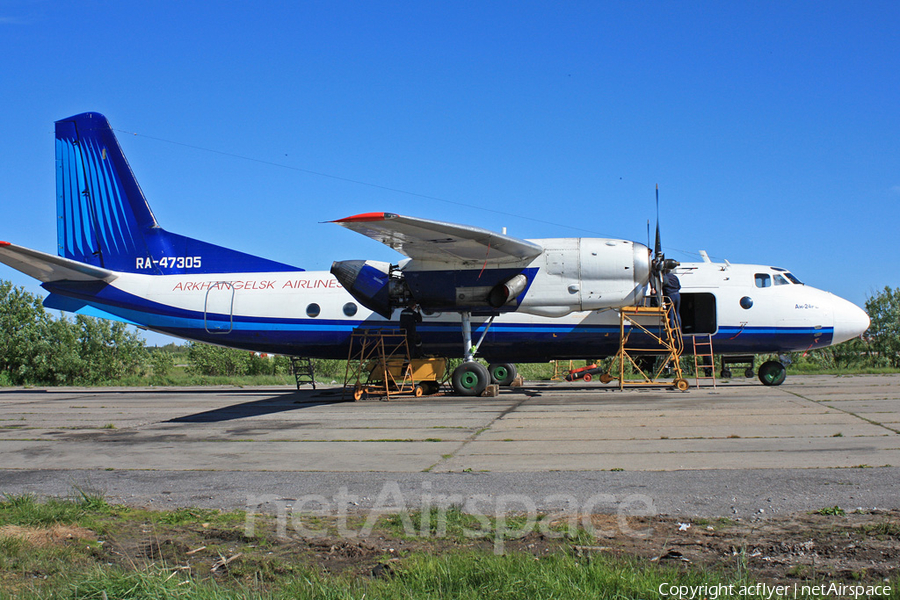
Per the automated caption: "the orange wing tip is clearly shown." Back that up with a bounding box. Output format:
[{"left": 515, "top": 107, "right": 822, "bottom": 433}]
[
  {"left": 0, "top": 241, "right": 9, "bottom": 246},
  {"left": 332, "top": 212, "right": 397, "bottom": 223}
]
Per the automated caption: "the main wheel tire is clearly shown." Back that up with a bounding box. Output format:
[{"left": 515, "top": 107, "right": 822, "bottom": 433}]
[
  {"left": 758, "top": 360, "right": 787, "bottom": 386},
  {"left": 452, "top": 362, "right": 490, "bottom": 396},
  {"left": 488, "top": 363, "right": 517, "bottom": 386}
]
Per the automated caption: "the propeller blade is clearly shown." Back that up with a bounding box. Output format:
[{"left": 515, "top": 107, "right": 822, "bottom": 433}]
[{"left": 654, "top": 184, "right": 662, "bottom": 257}]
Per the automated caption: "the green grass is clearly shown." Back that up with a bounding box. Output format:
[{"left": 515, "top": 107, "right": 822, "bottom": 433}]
[
  {"left": 13, "top": 548, "right": 897, "bottom": 600},
  {"left": 87, "top": 371, "right": 301, "bottom": 388},
  {"left": 784, "top": 365, "right": 900, "bottom": 375},
  {"left": 0, "top": 549, "right": 743, "bottom": 600},
  {"left": 0, "top": 491, "right": 110, "bottom": 528},
  {"left": 378, "top": 506, "right": 498, "bottom": 541},
  {"left": 5, "top": 358, "right": 899, "bottom": 388},
  {"left": 861, "top": 521, "right": 900, "bottom": 539},
  {"left": 812, "top": 505, "right": 846, "bottom": 516},
  {"left": 153, "top": 507, "right": 246, "bottom": 527},
  {"left": 3, "top": 495, "right": 900, "bottom": 600}
]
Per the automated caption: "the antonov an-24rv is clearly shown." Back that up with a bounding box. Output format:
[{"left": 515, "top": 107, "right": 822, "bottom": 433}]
[{"left": 0, "top": 113, "right": 870, "bottom": 395}]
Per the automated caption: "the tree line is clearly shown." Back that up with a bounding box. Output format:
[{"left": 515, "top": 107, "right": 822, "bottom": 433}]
[
  {"left": 0, "top": 279, "right": 898, "bottom": 386},
  {"left": 0, "top": 280, "right": 309, "bottom": 386}
]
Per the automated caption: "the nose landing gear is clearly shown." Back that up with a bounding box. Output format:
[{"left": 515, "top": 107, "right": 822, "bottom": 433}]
[{"left": 757, "top": 360, "right": 787, "bottom": 386}]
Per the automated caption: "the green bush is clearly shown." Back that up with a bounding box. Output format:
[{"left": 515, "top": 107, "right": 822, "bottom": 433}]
[
  {"left": 73, "top": 315, "right": 147, "bottom": 383},
  {"left": 866, "top": 286, "right": 900, "bottom": 368},
  {"left": 0, "top": 280, "right": 147, "bottom": 385},
  {"left": 147, "top": 349, "right": 175, "bottom": 377},
  {"left": 186, "top": 342, "right": 288, "bottom": 377}
]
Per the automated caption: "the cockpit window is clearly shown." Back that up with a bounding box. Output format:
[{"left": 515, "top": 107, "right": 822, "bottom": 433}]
[
  {"left": 755, "top": 273, "right": 771, "bottom": 288},
  {"left": 784, "top": 272, "right": 802, "bottom": 284},
  {"left": 773, "top": 274, "right": 789, "bottom": 286}
]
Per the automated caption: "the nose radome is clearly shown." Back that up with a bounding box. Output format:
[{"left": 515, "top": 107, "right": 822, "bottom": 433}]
[{"left": 832, "top": 298, "right": 870, "bottom": 345}]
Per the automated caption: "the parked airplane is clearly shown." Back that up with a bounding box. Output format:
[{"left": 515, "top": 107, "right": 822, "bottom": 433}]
[{"left": 0, "top": 113, "right": 870, "bottom": 395}]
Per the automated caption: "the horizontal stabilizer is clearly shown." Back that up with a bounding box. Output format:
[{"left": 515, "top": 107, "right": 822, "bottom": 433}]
[
  {"left": 0, "top": 241, "right": 116, "bottom": 283},
  {"left": 331, "top": 213, "right": 544, "bottom": 264}
]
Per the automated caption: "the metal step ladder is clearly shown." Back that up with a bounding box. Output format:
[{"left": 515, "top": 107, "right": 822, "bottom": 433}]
[
  {"left": 289, "top": 356, "right": 316, "bottom": 390},
  {"left": 691, "top": 335, "right": 717, "bottom": 388},
  {"left": 603, "top": 299, "right": 689, "bottom": 390}
]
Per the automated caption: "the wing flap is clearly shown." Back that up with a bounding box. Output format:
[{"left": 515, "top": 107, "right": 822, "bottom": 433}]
[
  {"left": 331, "top": 213, "right": 543, "bottom": 264},
  {"left": 0, "top": 241, "right": 117, "bottom": 283}
]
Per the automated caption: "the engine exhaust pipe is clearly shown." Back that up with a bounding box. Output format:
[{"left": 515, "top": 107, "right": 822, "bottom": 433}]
[{"left": 488, "top": 274, "right": 528, "bottom": 308}]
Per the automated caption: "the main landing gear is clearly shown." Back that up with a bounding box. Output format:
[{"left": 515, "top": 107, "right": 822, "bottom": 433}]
[
  {"left": 488, "top": 362, "right": 518, "bottom": 386},
  {"left": 449, "top": 312, "right": 518, "bottom": 396},
  {"left": 452, "top": 362, "right": 490, "bottom": 396}
]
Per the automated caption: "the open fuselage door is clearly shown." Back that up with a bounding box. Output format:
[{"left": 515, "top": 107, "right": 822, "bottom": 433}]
[{"left": 679, "top": 292, "right": 718, "bottom": 335}]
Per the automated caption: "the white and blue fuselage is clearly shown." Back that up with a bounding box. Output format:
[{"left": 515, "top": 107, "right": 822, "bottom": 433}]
[{"left": 39, "top": 260, "right": 867, "bottom": 362}]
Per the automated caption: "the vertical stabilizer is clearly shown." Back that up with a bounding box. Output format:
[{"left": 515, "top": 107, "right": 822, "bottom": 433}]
[{"left": 55, "top": 112, "right": 302, "bottom": 275}]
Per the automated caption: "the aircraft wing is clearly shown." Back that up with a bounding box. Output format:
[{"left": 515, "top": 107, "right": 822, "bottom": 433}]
[
  {"left": 0, "top": 241, "right": 117, "bottom": 283},
  {"left": 331, "top": 212, "right": 544, "bottom": 264}
]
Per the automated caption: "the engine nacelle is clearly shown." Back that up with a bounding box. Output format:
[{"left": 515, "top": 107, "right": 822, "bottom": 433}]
[
  {"left": 331, "top": 260, "right": 406, "bottom": 318},
  {"left": 335, "top": 239, "right": 651, "bottom": 318},
  {"left": 516, "top": 238, "right": 651, "bottom": 316}
]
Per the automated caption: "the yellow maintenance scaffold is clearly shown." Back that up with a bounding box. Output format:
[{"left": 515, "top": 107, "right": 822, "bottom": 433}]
[
  {"left": 602, "top": 299, "right": 690, "bottom": 391},
  {"left": 343, "top": 329, "right": 446, "bottom": 401}
]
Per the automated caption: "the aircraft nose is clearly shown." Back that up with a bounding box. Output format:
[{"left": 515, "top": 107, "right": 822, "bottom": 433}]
[{"left": 832, "top": 298, "right": 870, "bottom": 345}]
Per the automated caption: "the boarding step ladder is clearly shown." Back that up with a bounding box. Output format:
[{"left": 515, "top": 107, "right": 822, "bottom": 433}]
[
  {"left": 691, "top": 335, "right": 717, "bottom": 389},
  {"left": 289, "top": 356, "right": 316, "bottom": 390}
]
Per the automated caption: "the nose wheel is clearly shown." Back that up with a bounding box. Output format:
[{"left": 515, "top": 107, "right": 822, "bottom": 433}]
[{"left": 758, "top": 360, "right": 787, "bottom": 386}]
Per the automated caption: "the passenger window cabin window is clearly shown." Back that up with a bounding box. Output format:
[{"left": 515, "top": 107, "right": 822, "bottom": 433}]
[
  {"left": 755, "top": 274, "right": 771, "bottom": 288},
  {"left": 773, "top": 274, "right": 789, "bottom": 286}
]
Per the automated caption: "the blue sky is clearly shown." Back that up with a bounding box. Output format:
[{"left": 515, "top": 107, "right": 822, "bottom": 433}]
[{"left": 2, "top": 1, "right": 898, "bottom": 344}]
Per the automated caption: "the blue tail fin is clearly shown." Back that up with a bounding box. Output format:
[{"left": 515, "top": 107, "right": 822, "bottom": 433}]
[{"left": 55, "top": 112, "right": 302, "bottom": 274}]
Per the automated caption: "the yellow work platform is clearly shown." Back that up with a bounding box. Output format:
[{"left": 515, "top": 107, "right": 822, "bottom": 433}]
[
  {"left": 344, "top": 329, "right": 446, "bottom": 400},
  {"left": 603, "top": 300, "right": 689, "bottom": 391}
]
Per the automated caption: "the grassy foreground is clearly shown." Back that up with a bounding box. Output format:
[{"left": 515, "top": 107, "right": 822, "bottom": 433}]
[{"left": 1, "top": 493, "right": 898, "bottom": 599}]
